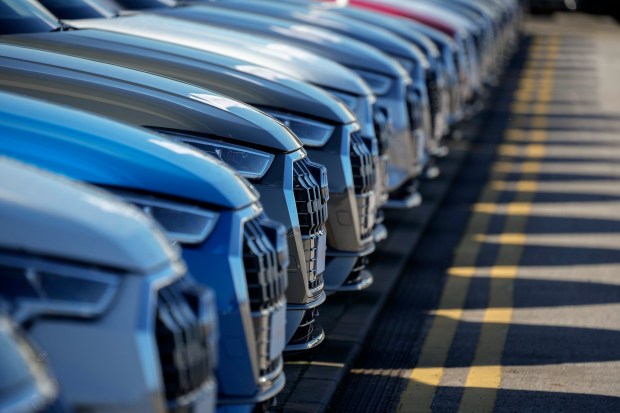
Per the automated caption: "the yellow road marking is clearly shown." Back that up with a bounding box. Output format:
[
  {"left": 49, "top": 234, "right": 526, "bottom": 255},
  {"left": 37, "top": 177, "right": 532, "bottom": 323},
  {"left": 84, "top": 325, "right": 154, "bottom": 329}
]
[
  {"left": 397, "top": 34, "right": 556, "bottom": 413},
  {"left": 475, "top": 234, "right": 528, "bottom": 245},
  {"left": 497, "top": 144, "right": 546, "bottom": 158},
  {"left": 492, "top": 180, "right": 539, "bottom": 192},
  {"left": 398, "top": 182, "right": 505, "bottom": 412},
  {"left": 459, "top": 35, "right": 555, "bottom": 411}
]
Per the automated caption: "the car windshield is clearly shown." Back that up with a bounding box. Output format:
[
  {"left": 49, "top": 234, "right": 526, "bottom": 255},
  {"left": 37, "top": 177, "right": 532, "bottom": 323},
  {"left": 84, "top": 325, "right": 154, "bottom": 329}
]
[
  {"left": 38, "top": 0, "right": 119, "bottom": 19},
  {"left": 0, "top": 0, "right": 61, "bottom": 34}
]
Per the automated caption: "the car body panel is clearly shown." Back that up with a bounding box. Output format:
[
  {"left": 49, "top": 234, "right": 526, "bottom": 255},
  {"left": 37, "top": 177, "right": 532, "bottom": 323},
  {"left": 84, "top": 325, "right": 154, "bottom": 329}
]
[
  {"left": 62, "top": 13, "right": 372, "bottom": 97},
  {"left": 0, "top": 30, "right": 356, "bottom": 125},
  {"left": 0, "top": 92, "right": 280, "bottom": 410},
  {"left": 0, "top": 45, "right": 303, "bottom": 153},
  {"left": 0, "top": 43, "right": 327, "bottom": 355},
  {"left": 148, "top": 4, "right": 406, "bottom": 78},
  {"left": 0, "top": 154, "right": 217, "bottom": 413}
]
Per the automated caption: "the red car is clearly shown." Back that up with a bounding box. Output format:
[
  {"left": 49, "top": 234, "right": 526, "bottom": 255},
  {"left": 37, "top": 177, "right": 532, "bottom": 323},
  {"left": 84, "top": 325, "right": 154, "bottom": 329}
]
[{"left": 348, "top": 0, "right": 458, "bottom": 38}]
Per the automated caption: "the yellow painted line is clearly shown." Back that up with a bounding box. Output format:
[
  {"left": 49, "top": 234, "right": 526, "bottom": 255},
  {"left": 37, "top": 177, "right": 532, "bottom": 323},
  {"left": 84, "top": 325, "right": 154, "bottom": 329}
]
[
  {"left": 508, "top": 201, "right": 533, "bottom": 217},
  {"left": 398, "top": 34, "right": 555, "bottom": 412},
  {"left": 529, "top": 130, "right": 547, "bottom": 142},
  {"left": 531, "top": 116, "right": 549, "bottom": 129},
  {"left": 526, "top": 144, "right": 547, "bottom": 158},
  {"left": 497, "top": 144, "right": 546, "bottom": 158},
  {"left": 398, "top": 182, "right": 507, "bottom": 412},
  {"left": 492, "top": 180, "right": 539, "bottom": 192},
  {"left": 491, "top": 161, "right": 542, "bottom": 174},
  {"left": 504, "top": 130, "right": 547, "bottom": 143},
  {"left": 473, "top": 202, "right": 498, "bottom": 214},
  {"left": 475, "top": 233, "right": 528, "bottom": 245},
  {"left": 458, "top": 265, "right": 520, "bottom": 413},
  {"left": 458, "top": 34, "right": 555, "bottom": 412}
]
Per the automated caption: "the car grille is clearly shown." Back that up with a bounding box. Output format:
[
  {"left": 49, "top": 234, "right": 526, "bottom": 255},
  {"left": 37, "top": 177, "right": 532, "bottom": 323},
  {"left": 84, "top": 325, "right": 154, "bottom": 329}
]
[
  {"left": 155, "top": 278, "right": 217, "bottom": 407},
  {"left": 406, "top": 86, "right": 431, "bottom": 167},
  {"left": 293, "top": 158, "right": 329, "bottom": 293},
  {"left": 243, "top": 214, "right": 288, "bottom": 380},
  {"left": 406, "top": 87, "right": 423, "bottom": 133},
  {"left": 372, "top": 105, "right": 390, "bottom": 156},
  {"left": 426, "top": 69, "right": 442, "bottom": 135},
  {"left": 372, "top": 107, "right": 390, "bottom": 205},
  {"left": 243, "top": 215, "right": 288, "bottom": 312},
  {"left": 350, "top": 132, "right": 377, "bottom": 241}
]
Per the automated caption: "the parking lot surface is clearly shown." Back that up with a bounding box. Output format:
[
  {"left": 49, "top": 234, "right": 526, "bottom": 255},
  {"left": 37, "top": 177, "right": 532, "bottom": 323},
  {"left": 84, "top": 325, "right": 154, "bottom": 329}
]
[{"left": 326, "top": 13, "right": 620, "bottom": 413}]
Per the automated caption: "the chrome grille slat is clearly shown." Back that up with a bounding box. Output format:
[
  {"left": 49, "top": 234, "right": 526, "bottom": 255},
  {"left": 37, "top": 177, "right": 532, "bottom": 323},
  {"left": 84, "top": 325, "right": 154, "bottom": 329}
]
[
  {"left": 292, "top": 158, "right": 329, "bottom": 291},
  {"left": 426, "top": 70, "right": 442, "bottom": 134},
  {"left": 156, "top": 278, "right": 215, "bottom": 405},
  {"left": 242, "top": 215, "right": 288, "bottom": 379},
  {"left": 372, "top": 106, "right": 390, "bottom": 156},
  {"left": 350, "top": 132, "right": 376, "bottom": 195},
  {"left": 243, "top": 216, "right": 287, "bottom": 312},
  {"left": 350, "top": 132, "right": 377, "bottom": 241}
]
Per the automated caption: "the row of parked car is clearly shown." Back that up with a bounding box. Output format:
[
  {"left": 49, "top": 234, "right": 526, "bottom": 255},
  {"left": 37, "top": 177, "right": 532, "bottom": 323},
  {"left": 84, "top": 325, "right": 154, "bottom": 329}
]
[{"left": 0, "top": 0, "right": 522, "bottom": 412}]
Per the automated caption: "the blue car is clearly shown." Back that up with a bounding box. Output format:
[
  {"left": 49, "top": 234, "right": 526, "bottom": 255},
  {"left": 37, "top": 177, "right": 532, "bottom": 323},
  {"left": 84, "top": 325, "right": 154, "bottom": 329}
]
[
  {"left": 0, "top": 153, "right": 218, "bottom": 413},
  {"left": 0, "top": 8, "right": 383, "bottom": 293},
  {"left": 0, "top": 91, "right": 288, "bottom": 413},
  {"left": 0, "top": 40, "right": 330, "bottom": 351}
]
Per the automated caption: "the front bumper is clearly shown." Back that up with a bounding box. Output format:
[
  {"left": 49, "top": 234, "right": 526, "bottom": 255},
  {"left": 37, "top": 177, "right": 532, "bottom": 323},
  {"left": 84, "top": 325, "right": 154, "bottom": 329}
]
[{"left": 324, "top": 242, "right": 376, "bottom": 292}]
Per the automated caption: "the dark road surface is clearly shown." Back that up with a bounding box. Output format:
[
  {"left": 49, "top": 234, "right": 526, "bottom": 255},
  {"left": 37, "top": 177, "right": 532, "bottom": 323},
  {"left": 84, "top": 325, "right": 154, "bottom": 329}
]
[{"left": 328, "top": 13, "right": 620, "bottom": 413}]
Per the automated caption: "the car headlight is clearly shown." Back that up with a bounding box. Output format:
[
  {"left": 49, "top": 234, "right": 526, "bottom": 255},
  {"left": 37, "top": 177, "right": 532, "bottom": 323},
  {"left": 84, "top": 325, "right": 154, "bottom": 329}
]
[
  {"left": 352, "top": 69, "right": 393, "bottom": 95},
  {"left": 121, "top": 194, "right": 219, "bottom": 245},
  {"left": 158, "top": 131, "right": 275, "bottom": 180},
  {"left": 263, "top": 110, "right": 335, "bottom": 148},
  {"left": 0, "top": 257, "right": 120, "bottom": 323}
]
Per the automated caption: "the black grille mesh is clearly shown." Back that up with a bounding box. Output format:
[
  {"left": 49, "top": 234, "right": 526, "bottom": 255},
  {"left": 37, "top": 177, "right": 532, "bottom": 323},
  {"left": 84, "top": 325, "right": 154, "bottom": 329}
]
[
  {"left": 293, "top": 158, "right": 329, "bottom": 291},
  {"left": 243, "top": 215, "right": 288, "bottom": 312},
  {"left": 293, "top": 158, "right": 329, "bottom": 236},
  {"left": 350, "top": 132, "right": 376, "bottom": 195},
  {"left": 350, "top": 132, "right": 377, "bottom": 241},
  {"left": 156, "top": 278, "right": 216, "bottom": 404},
  {"left": 243, "top": 215, "right": 288, "bottom": 381},
  {"left": 426, "top": 70, "right": 442, "bottom": 134},
  {"left": 372, "top": 106, "right": 390, "bottom": 156},
  {"left": 406, "top": 87, "right": 423, "bottom": 133}
]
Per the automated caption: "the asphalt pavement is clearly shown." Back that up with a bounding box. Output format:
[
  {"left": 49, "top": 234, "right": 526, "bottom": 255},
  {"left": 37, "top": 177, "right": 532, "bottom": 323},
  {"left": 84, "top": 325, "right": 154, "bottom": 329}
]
[{"left": 323, "top": 12, "right": 620, "bottom": 413}]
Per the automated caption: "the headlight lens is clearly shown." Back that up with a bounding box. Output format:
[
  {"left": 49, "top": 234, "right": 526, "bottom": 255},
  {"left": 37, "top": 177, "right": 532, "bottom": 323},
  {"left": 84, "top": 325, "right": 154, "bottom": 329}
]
[
  {"left": 161, "top": 131, "right": 274, "bottom": 180},
  {"left": 352, "top": 69, "right": 393, "bottom": 95},
  {"left": 0, "top": 257, "right": 119, "bottom": 323},
  {"left": 263, "top": 110, "right": 334, "bottom": 148},
  {"left": 122, "top": 195, "right": 219, "bottom": 245}
]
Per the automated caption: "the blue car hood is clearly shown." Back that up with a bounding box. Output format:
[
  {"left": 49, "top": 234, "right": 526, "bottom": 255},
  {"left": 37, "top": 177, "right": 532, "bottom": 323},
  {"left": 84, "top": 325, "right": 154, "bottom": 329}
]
[
  {"left": 0, "top": 43, "right": 303, "bottom": 153},
  {"left": 0, "top": 156, "right": 181, "bottom": 274},
  {"left": 0, "top": 91, "right": 258, "bottom": 210},
  {"left": 0, "top": 29, "right": 356, "bottom": 125}
]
